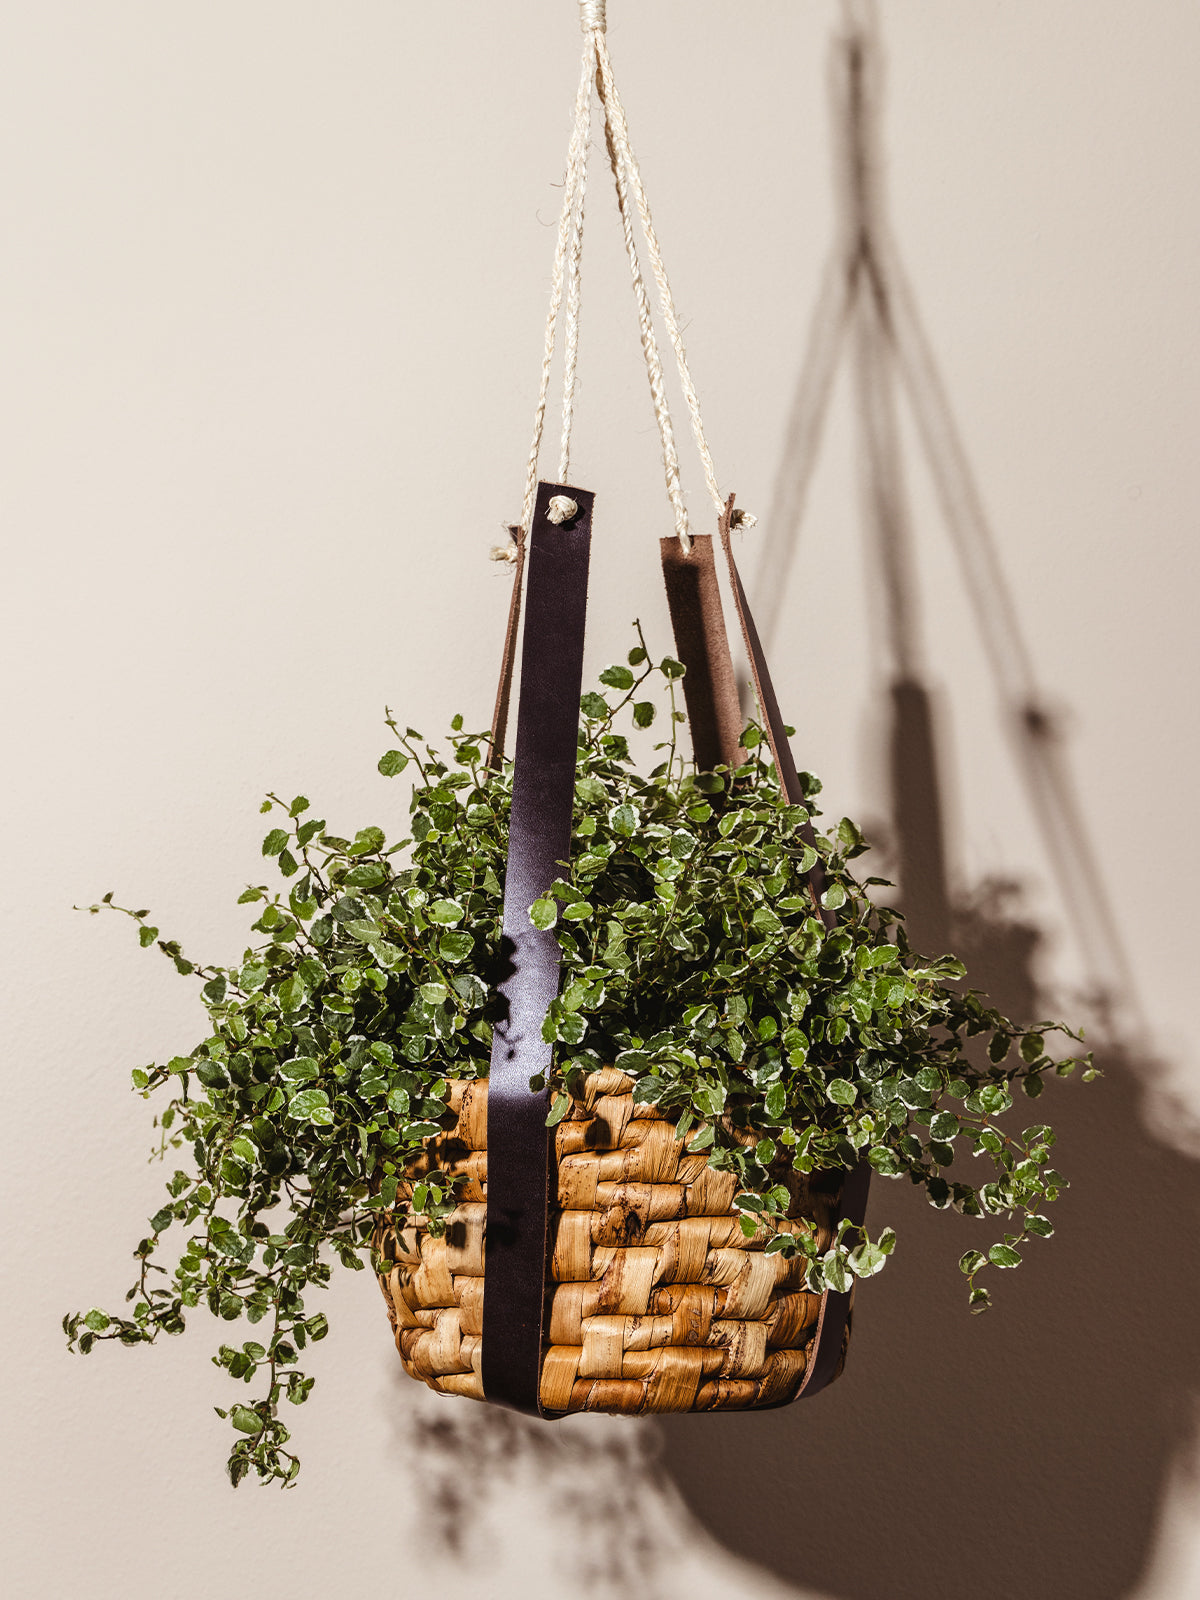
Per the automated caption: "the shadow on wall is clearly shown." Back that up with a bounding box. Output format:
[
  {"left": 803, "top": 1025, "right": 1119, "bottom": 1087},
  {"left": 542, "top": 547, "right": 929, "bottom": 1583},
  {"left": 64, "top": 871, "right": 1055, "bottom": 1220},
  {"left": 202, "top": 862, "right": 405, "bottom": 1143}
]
[
  {"left": 384, "top": 1374, "right": 683, "bottom": 1599},
  {"left": 657, "top": 862, "right": 1200, "bottom": 1600},
  {"left": 377, "top": 11, "right": 1199, "bottom": 1598},
  {"left": 654, "top": 5, "right": 1200, "bottom": 1592},
  {"left": 378, "top": 732, "right": 1200, "bottom": 1600}
]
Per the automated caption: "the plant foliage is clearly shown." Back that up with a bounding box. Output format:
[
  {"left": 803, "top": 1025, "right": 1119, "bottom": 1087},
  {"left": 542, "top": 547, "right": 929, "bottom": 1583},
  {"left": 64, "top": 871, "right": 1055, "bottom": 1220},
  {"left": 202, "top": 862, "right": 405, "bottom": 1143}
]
[{"left": 66, "top": 626, "right": 1091, "bottom": 1486}]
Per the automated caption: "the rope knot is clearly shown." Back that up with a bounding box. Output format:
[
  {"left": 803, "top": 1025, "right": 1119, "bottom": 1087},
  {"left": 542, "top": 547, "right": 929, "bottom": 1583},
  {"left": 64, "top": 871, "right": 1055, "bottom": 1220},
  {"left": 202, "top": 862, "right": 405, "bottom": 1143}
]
[
  {"left": 546, "top": 494, "right": 580, "bottom": 525},
  {"left": 579, "top": 0, "right": 606, "bottom": 34},
  {"left": 490, "top": 524, "right": 521, "bottom": 563}
]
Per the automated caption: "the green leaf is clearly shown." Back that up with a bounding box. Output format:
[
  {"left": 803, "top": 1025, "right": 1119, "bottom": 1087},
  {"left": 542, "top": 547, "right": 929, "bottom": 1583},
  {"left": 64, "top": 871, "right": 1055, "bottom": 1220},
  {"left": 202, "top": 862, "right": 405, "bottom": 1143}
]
[
  {"left": 822, "top": 1253, "right": 850, "bottom": 1294},
  {"left": 438, "top": 931, "right": 474, "bottom": 962},
  {"left": 988, "top": 1243, "right": 1022, "bottom": 1269},
  {"left": 632, "top": 701, "right": 656, "bottom": 728},
  {"left": 988, "top": 1031, "right": 1011, "bottom": 1064},
  {"left": 546, "top": 1094, "right": 571, "bottom": 1127},
  {"left": 610, "top": 804, "right": 638, "bottom": 838},
  {"left": 821, "top": 883, "right": 847, "bottom": 911},
  {"left": 837, "top": 817, "right": 866, "bottom": 854},
  {"left": 929, "top": 1111, "right": 960, "bottom": 1141},
  {"left": 378, "top": 750, "right": 409, "bottom": 777},
  {"left": 262, "top": 829, "right": 289, "bottom": 857},
  {"left": 868, "top": 1146, "right": 902, "bottom": 1176},
  {"left": 849, "top": 1241, "right": 886, "bottom": 1278},
  {"left": 580, "top": 693, "right": 609, "bottom": 721},
  {"left": 426, "top": 898, "right": 464, "bottom": 926},
  {"left": 280, "top": 1056, "right": 319, "bottom": 1083},
  {"left": 599, "top": 664, "right": 635, "bottom": 691},
  {"left": 231, "top": 1406, "right": 264, "bottom": 1436},
  {"left": 529, "top": 897, "right": 558, "bottom": 931},
  {"left": 958, "top": 1249, "right": 987, "bottom": 1276},
  {"left": 288, "top": 1089, "right": 331, "bottom": 1123},
  {"left": 826, "top": 1078, "right": 857, "bottom": 1106},
  {"left": 83, "top": 1308, "right": 111, "bottom": 1332},
  {"left": 344, "top": 862, "right": 387, "bottom": 888},
  {"left": 978, "top": 1083, "right": 1013, "bottom": 1115},
  {"left": 277, "top": 976, "right": 308, "bottom": 1013}
]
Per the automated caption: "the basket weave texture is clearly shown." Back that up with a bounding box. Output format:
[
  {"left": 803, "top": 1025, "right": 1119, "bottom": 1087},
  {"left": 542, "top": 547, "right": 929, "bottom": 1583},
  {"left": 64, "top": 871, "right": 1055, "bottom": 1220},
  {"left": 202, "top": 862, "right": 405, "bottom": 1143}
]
[{"left": 375, "top": 1067, "right": 850, "bottom": 1414}]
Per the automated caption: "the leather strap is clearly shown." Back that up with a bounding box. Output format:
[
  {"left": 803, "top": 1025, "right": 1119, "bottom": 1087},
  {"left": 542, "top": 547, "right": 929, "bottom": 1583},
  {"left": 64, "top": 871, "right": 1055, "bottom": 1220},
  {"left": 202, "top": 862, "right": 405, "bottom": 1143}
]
[
  {"left": 715, "top": 496, "right": 835, "bottom": 927},
  {"left": 482, "top": 481, "right": 593, "bottom": 1415},
  {"left": 658, "top": 533, "right": 745, "bottom": 772}
]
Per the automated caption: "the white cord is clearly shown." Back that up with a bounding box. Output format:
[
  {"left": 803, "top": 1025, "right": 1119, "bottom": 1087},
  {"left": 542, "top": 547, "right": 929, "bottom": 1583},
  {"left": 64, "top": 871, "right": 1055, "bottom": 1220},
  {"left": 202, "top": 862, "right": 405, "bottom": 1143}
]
[
  {"left": 519, "top": 35, "right": 596, "bottom": 535},
  {"left": 557, "top": 47, "right": 592, "bottom": 484},
  {"left": 517, "top": 4, "right": 734, "bottom": 555},
  {"left": 595, "top": 57, "right": 690, "bottom": 549},
  {"left": 595, "top": 31, "right": 726, "bottom": 524}
]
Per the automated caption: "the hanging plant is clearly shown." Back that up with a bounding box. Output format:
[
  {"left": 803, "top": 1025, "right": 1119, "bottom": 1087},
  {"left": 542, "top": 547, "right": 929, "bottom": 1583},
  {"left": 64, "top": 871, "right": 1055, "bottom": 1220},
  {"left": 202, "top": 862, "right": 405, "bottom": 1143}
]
[
  {"left": 65, "top": 631, "right": 1088, "bottom": 1485},
  {"left": 67, "top": 0, "right": 1093, "bottom": 1491}
]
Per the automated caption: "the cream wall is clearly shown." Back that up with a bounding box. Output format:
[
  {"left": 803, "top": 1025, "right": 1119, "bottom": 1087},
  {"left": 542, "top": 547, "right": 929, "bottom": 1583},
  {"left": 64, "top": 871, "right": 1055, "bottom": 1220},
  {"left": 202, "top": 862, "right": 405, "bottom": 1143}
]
[{"left": 3, "top": 4, "right": 1198, "bottom": 1597}]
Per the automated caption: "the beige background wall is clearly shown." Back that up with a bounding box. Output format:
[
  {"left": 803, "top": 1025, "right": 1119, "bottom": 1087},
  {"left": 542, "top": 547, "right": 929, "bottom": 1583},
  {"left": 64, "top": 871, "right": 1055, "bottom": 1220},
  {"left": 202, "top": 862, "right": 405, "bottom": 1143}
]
[{"left": 3, "top": 3, "right": 1198, "bottom": 1597}]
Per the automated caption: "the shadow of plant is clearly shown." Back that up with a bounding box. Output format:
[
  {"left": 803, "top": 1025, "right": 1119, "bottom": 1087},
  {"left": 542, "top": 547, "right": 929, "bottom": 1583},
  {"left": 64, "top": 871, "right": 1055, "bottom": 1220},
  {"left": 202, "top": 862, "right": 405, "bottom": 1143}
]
[
  {"left": 384, "top": 1379, "right": 679, "bottom": 1599},
  {"left": 675, "top": 2, "right": 1200, "bottom": 1589},
  {"left": 375, "top": 11, "right": 1196, "bottom": 1592},
  {"left": 654, "top": 792, "right": 1200, "bottom": 1600}
]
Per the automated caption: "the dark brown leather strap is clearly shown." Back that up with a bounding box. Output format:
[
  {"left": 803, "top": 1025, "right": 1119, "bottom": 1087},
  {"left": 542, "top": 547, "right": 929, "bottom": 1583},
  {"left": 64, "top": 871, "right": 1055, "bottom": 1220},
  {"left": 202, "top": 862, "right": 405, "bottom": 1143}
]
[
  {"left": 715, "top": 495, "right": 836, "bottom": 928},
  {"left": 485, "top": 524, "right": 526, "bottom": 772},
  {"left": 709, "top": 496, "right": 871, "bottom": 1399},
  {"left": 658, "top": 534, "right": 745, "bottom": 772},
  {"left": 482, "top": 481, "right": 593, "bottom": 1415}
]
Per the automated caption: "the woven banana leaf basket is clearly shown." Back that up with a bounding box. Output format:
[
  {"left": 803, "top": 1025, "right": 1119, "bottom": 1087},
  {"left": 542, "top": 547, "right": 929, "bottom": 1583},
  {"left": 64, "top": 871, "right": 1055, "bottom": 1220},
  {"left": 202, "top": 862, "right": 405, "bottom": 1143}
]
[{"left": 375, "top": 1069, "right": 850, "bottom": 1416}]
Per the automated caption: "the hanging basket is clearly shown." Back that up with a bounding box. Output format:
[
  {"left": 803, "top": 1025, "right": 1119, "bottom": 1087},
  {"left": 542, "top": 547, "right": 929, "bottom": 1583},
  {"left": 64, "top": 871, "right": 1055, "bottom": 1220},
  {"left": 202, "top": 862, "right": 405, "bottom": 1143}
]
[
  {"left": 370, "top": 5, "right": 871, "bottom": 1419},
  {"left": 369, "top": 475, "right": 869, "bottom": 1417},
  {"left": 65, "top": 3, "right": 1091, "bottom": 1482}
]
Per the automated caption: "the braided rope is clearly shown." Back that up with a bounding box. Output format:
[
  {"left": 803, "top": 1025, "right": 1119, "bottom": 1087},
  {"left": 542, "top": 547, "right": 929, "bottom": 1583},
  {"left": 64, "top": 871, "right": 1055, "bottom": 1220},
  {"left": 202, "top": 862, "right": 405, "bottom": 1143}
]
[
  {"left": 557, "top": 50, "right": 593, "bottom": 485},
  {"left": 519, "top": 36, "right": 596, "bottom": 535},
  {"left": 517, "top": 5, "right": 733, "bottom": 553},
  {"left": 595, "top": 32, "right": 726, "bottom": 523},
  {"left": 595, "top": 63, "right": 690, "bottom": 549}
]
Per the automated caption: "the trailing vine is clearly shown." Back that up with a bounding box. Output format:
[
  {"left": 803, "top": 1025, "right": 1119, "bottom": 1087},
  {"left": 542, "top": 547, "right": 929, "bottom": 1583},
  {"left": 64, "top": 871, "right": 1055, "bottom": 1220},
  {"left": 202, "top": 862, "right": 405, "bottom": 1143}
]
[{"left": 66, "top": 625, "right": 1091, "bottom": 1485}]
